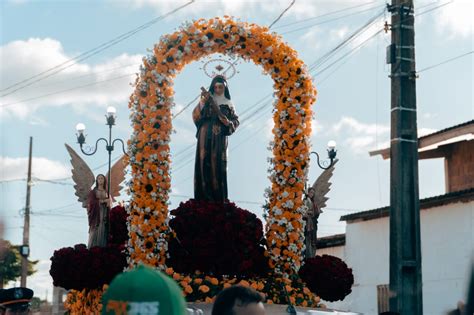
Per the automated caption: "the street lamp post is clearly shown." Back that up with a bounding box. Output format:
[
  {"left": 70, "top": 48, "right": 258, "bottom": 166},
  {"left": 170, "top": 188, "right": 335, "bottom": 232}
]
[
  {"left": 311, "top": 140, "right": 337, "bottom": 170},
  {"left": 75, "top": 106, "right": 127, "bottom": 242}
]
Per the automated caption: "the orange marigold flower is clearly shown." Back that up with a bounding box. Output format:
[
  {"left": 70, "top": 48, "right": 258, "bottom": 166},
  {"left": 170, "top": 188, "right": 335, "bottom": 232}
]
[
  {"left": 199, "top": 285, "right": 210, "bottom": 293},
  {"left": 185, "top": 286, "right": 193, "bottom": 294}
]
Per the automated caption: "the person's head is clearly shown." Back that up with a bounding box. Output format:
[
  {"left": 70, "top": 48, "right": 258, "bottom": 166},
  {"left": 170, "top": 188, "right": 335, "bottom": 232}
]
[
  {"left": 0, "top": 287, "right": 34, "bottom": 315},
  {"left": 212, "top": 286, "right": 265, "bottom": 315},
  {"left": 102, "top": 265, "right": 187, "bottom": 315},
  {"left": 307, "top": 187, "right": 315, "bottom": 199},
  {"left": 209, "top": 75, "right": 231, "bottom": 99},
  {"left": 95, "top": 174, "right": 107, "bottom": 190}
]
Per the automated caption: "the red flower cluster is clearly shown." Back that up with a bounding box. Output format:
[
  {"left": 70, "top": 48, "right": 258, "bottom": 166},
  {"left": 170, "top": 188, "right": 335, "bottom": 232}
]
[
  {"left": 167, "top": 199, "right": 269, "bottom": 277},
  {"left": 50, "top": 244, "right": 126, "bottom": 290},
  {"left": 49, "top": 205, "right": 128, "bottom": 290},
  {"left": 298, "top": 254, "right": 354, "bottom": 302},
  {"left": 108, "top": 205, "right": 128, "bottom": 246}
]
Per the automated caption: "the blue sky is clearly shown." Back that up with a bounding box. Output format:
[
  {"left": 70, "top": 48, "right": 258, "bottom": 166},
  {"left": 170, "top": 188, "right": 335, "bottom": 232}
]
[{"left": 1, "top": 0, "right": 472, "bottom": 300}]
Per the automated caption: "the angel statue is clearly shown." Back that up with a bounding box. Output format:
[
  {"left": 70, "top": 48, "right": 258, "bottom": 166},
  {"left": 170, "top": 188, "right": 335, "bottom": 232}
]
[
  {"left": 65, "top": 144, "right": 126, "bottom": 248},
  {"left": 303, "top": 159, "right": 338, "bottom": 258}
]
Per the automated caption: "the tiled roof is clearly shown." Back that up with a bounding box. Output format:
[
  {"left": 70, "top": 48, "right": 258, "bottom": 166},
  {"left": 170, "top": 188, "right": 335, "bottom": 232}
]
[
  {"left": 419, "top": 119, "right": 473, "bottom": 141},
  {"left": 317, "top": 233, "right": 346, "bottom": 249},
  {"left": 340, "top": 188, "right": 474, "bottom": 222}
]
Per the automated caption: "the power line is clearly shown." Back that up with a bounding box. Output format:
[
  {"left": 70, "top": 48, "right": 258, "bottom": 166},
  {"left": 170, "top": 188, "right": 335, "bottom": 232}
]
[
  {"left": 313, "top": 0, "right": 454, "bottom": 83},
  {"left": 27, "top": 63, "right": 140, "bottom": 90},
  {"left": 281, "top": 4, "right": 384, "bottom": 35},
  {"left": 308, "top": 8, "right": 385, "bottom": 72},
  {"left": 171, "top": 95, "right": 274, "bottom": 173},
  {"left": 168, "top": 193, "right": 357, "bottom": 212},
  {"left": 417, "top": 51, "right": 473, "bottom": 73},
  {"left": 272, "top": 1, "right": 377, "bottom": 29},
  {"left": 0, "top": 0, "right": 195, "bottom": 97},
  {"left": 171, "top": 11, "right": 388, "bottom": 176},
  {"left": 1, "top": 72, "right": 135, "bottom": 108},
  {"left": 32, "top": 178, "right": 73, "bottom": 186},
  {"left": 268, "top": 0, "right": 296, "bottom": 29},
  {"left": 314, "top": 29, "right": 384, "bottom": 79},
  {"left": 171, "top": 92, "right": 273, "bottom": 162},
  {"left": 416, "top": 0, "right": 453, "bottom": 17},
  {"left": 172, "top": 94, "right": 201, "bottom": 119}
]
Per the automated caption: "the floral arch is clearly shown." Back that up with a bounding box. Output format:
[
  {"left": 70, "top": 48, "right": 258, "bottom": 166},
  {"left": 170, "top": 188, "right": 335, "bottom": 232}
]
[{"left": 127, "top": 16, "right": 317, "bottom": 295}]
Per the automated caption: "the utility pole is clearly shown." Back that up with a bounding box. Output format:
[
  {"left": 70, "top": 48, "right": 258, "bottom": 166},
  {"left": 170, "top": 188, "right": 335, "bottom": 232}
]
[
  {"left": 20, "top": 137, "right": 33, "bottom": 287},
  {"left": 387, "top": 0, "right": 423, "bottom": 313}
]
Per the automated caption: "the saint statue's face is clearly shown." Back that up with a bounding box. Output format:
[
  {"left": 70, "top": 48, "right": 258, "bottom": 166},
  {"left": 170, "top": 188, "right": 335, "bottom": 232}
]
[
  {"left": 308, "top": 188, "right": 315, "bottom": 198},
  {"left": 97, "top": 175, "right": 105, "bottom": 187},
  {"left": 213, "top": 82, "right": 225, "bottom": 96}
]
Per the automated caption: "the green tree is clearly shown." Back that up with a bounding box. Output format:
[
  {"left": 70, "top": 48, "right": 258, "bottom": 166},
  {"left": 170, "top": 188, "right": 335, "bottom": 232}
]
[{"left": 0, "top": 240, "right": 38, "bottom": 288}]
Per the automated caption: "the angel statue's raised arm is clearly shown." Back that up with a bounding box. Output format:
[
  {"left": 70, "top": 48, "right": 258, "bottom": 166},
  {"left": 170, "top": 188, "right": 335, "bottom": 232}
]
[
  {"left": 303, "top": 159, "right": 338, "bottom": 258},
  {"left": 65, "top": 144, "right": 126, "bottom": 248}
]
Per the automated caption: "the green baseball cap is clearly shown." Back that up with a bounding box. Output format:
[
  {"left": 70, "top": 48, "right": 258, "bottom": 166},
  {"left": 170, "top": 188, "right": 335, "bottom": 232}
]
[{"left": 102, "top": 265, "right": 187, "bottom": 315}]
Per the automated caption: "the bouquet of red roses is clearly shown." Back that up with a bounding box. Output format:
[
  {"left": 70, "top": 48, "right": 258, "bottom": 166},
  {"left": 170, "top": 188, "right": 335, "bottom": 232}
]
[
  {"left": 298, "top": 254, "right": 354, "bottom": 302},
  {"left": 168, "top": 199, "right": 269, "bottom": 277},
  {"left": 49, "top": 205, "right": 128, "bottom": 290}
]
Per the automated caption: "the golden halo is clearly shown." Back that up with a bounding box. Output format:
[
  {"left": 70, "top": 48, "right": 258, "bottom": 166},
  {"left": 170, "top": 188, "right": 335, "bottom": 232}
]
[{"left": 202, "top": 58, "right": 237, "bottom": 80}]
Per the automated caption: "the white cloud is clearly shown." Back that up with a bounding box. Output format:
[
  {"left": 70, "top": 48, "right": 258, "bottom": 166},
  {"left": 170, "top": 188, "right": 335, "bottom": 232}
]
[
  {"left": 436, "top": 0, "right": 473, "bottom": 38},
  {"left": 26, "top": 260, "right": 53, "bottom": 301},
  {"left": 329, "top": 116, "right": 390, "bottom": 154},
  {"left": 418, "top": 127, "right": 437, "bottom": 137},
  {"left": 311, "top": 117, "right": 324, "bottom": 136},
  {"left": 121, "top": 0, "right": 321, "bottom": 20},
  {"left": 0, "top": 38, "right": 142, "bottom": 119},
  {"left": 328, "top": 116, "right": 439, "bottom": 154},
  {"left": 0, "top": 156, "right": 70, "bottom": 181}
]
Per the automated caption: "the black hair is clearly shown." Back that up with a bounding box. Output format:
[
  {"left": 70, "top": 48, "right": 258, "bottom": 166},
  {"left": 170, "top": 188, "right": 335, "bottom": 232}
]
[
  {"left": 211, "top": 285, "right": 264, "bottom": 315},
  {"left": 209, "top": 75, "right": 231, "bottom": 100}
]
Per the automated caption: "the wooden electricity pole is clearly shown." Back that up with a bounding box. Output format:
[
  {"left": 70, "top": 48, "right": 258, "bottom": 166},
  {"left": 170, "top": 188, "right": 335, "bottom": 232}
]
[
  {"left": 387, "top": 0, "right": 423, "bottom": 313},
  {"left": 20, "top": 137, "right": 33, "bottom": 287}
]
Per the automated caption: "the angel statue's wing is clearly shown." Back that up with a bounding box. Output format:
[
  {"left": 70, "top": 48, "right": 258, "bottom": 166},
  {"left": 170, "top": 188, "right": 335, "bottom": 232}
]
[
  {"left": 311, "top": 159, "right": 339, "bottom": 210},
  {"left": 65, "top": 144, "right": 95, "bottom": 208},
  {"left": 106, "top": 155, "right": 127, "bottom": 201}
]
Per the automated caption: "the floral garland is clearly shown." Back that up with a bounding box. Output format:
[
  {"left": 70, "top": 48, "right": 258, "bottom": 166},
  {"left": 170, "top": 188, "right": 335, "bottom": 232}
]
[
  {"left": 64, "top": 286, "right": 107, "bottom": 314},
  {"left": 128, "top": 17, "right": 316, "bottom": 275},
  {"left": 164, "top": 268, "right": 320, "bottom": 307}
]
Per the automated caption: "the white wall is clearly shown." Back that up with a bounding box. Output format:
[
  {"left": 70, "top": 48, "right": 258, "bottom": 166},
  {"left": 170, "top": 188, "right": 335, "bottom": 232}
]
[
  {"left": 317, "top": 245, "right": 345, "bottom": 260},
  {"left": 319, "top": 201, "right": 473, "bottom": 315}
]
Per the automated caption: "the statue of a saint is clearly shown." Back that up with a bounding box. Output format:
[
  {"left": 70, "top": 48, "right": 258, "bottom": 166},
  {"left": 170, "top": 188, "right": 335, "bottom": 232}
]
[
  {"left": 65, "top": 144, "right": 126, "bottom": 248},
  {"left": 303, "top": 187, "right": 322, "bottom": 259},
  {"left": 192, "top": 75, "right": 239, "bottom": 202},
  {"left": 304, "top": 159, "right": 338, "bottom": 258},
  {"left": 87, "top": 174, "right": 110, "bottom": 247}
]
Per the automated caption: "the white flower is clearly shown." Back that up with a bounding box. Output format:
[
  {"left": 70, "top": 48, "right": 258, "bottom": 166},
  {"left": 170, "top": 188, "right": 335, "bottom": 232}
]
[{"left": 272, "top": 207, "right": 282, "bottom": 216}]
